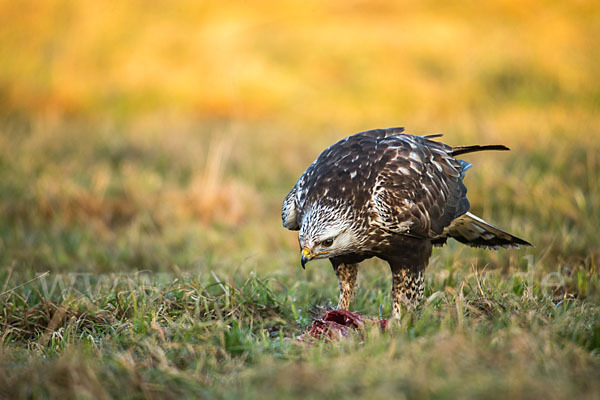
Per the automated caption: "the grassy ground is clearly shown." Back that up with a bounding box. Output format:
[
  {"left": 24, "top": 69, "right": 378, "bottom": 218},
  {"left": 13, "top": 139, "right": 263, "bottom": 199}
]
[{"left": 1, "top": 1, "right": 600, "bottom": 399}]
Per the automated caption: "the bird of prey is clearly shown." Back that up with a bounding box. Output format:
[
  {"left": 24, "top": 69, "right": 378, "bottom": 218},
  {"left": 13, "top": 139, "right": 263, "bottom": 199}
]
[{"left": 282, "top": 127, "right": 531, "bottom": 319}]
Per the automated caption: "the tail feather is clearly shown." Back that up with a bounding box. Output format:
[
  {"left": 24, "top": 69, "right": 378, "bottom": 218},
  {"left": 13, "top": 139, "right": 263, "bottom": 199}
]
[
  {"left": 451, "top": 144, "right": 509, "bottom": 156},
  {"left": 441, "top": 212, "right": 531, "bottom": 249},
  {"left": 422, "top": 133, "right": 444, "bottom": 139}
]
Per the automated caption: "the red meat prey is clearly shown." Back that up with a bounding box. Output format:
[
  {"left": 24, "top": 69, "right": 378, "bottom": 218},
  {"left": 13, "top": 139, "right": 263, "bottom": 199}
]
[{"left": 298, "top": 309, "right": 388, "bottom": 343}]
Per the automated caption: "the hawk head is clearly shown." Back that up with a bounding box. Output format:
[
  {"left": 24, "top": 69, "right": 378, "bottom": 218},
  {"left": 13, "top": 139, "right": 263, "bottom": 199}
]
[{"left": 298, "top": 201, "right": 359, "bottom": 268}]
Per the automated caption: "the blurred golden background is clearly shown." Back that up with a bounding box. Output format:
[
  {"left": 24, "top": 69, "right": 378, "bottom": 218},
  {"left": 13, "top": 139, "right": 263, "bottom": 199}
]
[{"left": 2, "top": 0, "right": 599, "bottom": 129}]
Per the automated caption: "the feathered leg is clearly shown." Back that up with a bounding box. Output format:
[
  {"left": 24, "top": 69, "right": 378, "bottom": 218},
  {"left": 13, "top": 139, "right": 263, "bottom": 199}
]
[
  {"left": 387, "top": 240, "right": 431, "bottom": 320},
  {"left": 331, "top": 262, "right": 358, "bottom": 310},
  {"left": 390, "top": 268, "right": 424, "bottom": 319}
]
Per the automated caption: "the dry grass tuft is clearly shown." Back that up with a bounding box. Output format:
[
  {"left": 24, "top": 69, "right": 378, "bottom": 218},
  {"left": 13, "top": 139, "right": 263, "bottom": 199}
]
[{"left": 170, "top": 137, "right": 260, "bottom": 225}]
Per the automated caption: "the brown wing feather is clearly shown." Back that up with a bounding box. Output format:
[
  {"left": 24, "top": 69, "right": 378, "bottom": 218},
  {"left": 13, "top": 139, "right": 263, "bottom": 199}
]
[
  {"left": 281, "top": 185, "right": 299, "bottom": 230},
  {"left": 369, "top": 135, "right": 468, "bottom": 238}
]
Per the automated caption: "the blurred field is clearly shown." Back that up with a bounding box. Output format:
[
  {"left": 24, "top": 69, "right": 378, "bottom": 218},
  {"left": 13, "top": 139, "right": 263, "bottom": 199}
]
[{"left": 0, "top": 0, "right": 599, "bottom": 398}]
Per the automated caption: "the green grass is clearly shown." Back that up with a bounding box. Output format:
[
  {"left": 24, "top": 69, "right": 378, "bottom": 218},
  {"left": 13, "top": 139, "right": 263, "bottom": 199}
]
[
  {"left": 1, "top": 260, "right": 598, "bottom": 399},
  {"left": 0, "top": 117, "right": 599, "bottom": 399}
]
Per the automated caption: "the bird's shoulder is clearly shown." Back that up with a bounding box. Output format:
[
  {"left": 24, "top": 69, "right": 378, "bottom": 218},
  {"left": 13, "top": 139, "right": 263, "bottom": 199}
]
[
  {"left": 282, "top": 128, "right": 396, "bottom": 229},
  {"left": 292, "top": 130, "right": 388, "bottom": 201}
]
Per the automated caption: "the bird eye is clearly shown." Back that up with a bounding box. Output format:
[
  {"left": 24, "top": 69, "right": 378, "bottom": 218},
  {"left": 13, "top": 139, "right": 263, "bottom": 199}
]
[{"left": 321, "top": 238, "right": 334, "bottom": 247}]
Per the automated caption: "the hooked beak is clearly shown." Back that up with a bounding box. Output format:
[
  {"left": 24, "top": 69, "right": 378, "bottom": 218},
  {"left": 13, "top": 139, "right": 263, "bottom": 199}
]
[
  {"left": 300, "top": 247, "right": 329, "bottom": 269},
  {"left": 300, "top": 247, "right": 312, "bottom": 269}
]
